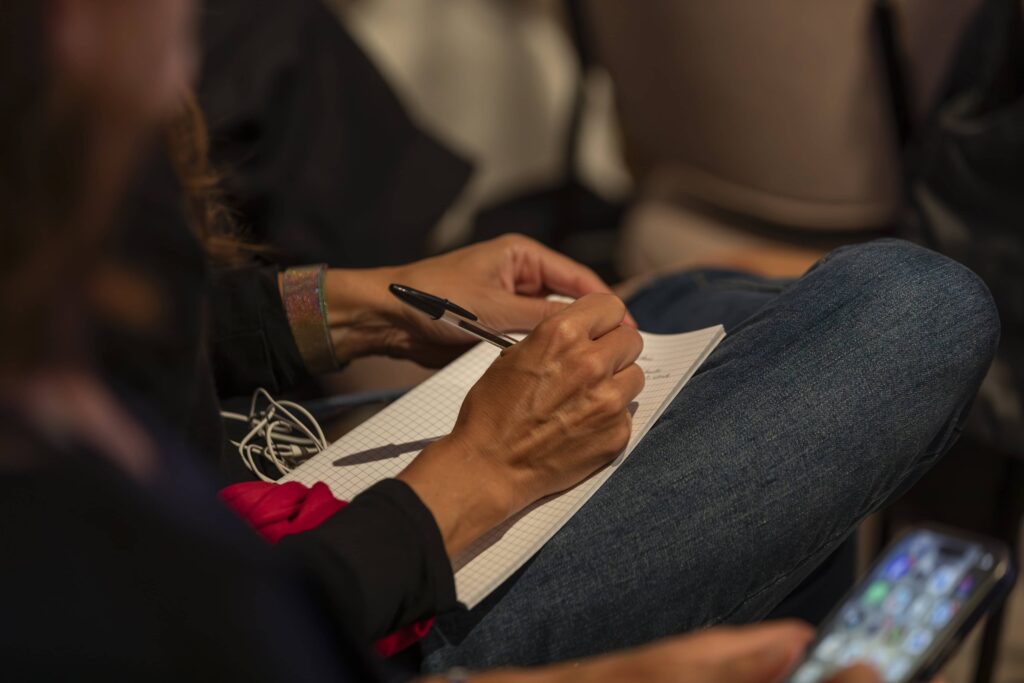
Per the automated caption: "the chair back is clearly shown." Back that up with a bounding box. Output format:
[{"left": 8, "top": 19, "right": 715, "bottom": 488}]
[{"left": 585, "top": 0, "right": 978, "bottom": 230}]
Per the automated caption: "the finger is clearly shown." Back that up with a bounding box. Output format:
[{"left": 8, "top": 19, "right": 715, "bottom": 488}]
[
  {"left": 824, "top": 664, "right": 882, "bottom": 683},
  {"left": 495, "top": 293, "right": 571, "bottom": 331},
  {"left": 690, "top": 621, "right": 815, "bottom": 661},
  {"left": 593, "top": 325, "right": 644, "bottom": 373},
  {"left": 525, "top": 241, "right": 614, "bottom": 298},
  {"left": 623, "top": 308, "right": 639, "bottom": 329},
  {"left": 502, "top": 291, "right": 639, "bottom": 334},
  {"left": 719, "top": 639, "right": 809, "bottom": 683},
  {"left": 512, "top": 240, "right": 641, "bottom": 327},
  {"left": 532, "top": 247, "right": 640, "bottom": 327},
  {"left": 610, "top": 363, "right": 646, "bottom": 403},
  {"left": 552, "top": 293, "right": 627, "bottom": 340}
]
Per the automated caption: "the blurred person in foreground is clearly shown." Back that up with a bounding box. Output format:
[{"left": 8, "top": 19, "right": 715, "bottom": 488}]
[{"left": 0, "top": 1, "right": 994, "bottom": 682}]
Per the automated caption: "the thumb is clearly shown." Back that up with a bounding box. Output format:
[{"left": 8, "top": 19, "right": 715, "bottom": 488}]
[
  {"left": 825, "top": 664, "right": 882, "bottom": 683},
  {"left": 498, "top": 294, "right": 570, "bottom": 331},
  {"left": 718, "top": 643, "right": 803, "bottom": 683}
]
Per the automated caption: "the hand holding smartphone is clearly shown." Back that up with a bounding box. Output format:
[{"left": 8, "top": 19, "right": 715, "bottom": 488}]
[{"left": 785, "top": 526, "right": 1016, "bottom": 683}]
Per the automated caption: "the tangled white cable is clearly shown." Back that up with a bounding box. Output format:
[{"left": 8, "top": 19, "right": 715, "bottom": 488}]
[{"left": 221, "top": 388, "right": 328, "bottom": 482}]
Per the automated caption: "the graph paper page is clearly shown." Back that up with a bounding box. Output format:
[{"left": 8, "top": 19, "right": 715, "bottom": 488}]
[{"left": 285, "top": 325, "right": 725, "bottom": 607}]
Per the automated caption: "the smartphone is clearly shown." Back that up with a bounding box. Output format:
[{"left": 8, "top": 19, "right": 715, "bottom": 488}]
[{"left": 785, "top": 526, "right": 1016, "bottom": 683}]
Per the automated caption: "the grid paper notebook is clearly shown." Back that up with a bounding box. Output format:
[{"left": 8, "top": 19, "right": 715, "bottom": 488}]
[{"left": 285, "top": 325, "right": 725, "bottom": 607}]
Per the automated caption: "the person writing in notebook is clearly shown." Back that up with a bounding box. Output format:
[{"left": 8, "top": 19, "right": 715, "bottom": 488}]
[
  {"left": 104, "top": 159, "right": 993, "bottom": 675},
  {"left": 94, "top": 2, "right": 997, "bottom": 680},
  {"left": 6, "top": 1, "right": 993, "bottom": 682},
  {"left": 226, "top": 238, "right": 999, "bottom": 675},
  {"left": 85, "top": 3, "right": 991, "bottom": 675}
]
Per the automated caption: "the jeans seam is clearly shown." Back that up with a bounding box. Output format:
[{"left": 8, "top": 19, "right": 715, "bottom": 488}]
[
  {"left": 708, "top": 526, "right": 855, "bottom": 627},
  {"left": 690, "top": 270, "right": 790, "bottom": 294},
  {"left": 710, "top": 403, "right": 966, "bottom": 628}
]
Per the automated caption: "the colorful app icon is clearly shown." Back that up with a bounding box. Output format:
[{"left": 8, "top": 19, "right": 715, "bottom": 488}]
[
  {"left": 909, "top": 533, "right": 933, "bottom": 555},
  {"left": 817, "top": 634, "right": 845, "bottom": 660},
  {"left": 884, "top": 624, "right": 906, "bottom": 647},
  {"left": 883, "top": 585, "right": 914, "bottom": 615},
  {"left": 908, "top": 595, "right": 933, "bottom": 621},
  {"left": 864, "top": 580, "right": 891, "bottom": 605},
  {"left": 841, "top": 605, "right": 863, "bottom": 628},
  {"left": 927, "top": 567, "right": 960, "bottom": 596},
  {"left": 884, "top": 554, "right": 912, "bottom": 581},
  {"left": 865, "top": 616, "right": 888, "bottom": 637},
  {"left": 915, "top": 551, "right": 937, "bottom": 577},
  {"left": 837, "top": 640, "right": 868, "bottom": 667},
  {"left": 904, "top": 628, "right": 934, "bottom": 655},
  {"left": 930, "top": 600, "right": 958, "bottom": 629}
]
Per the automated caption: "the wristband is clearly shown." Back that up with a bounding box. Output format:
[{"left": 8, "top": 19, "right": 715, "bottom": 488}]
[{"left": 281, "top": 264, "right": 339, "bottom": 375}]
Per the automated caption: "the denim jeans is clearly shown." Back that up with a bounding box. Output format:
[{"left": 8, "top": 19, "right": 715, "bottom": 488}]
[{"left": 420, "top": 240, "right": 1000, "bottom": 671}]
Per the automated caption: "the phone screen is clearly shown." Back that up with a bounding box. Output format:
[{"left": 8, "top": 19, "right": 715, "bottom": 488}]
[{"left": 786, "top": 528, "right": 1012, "bottom": 683}]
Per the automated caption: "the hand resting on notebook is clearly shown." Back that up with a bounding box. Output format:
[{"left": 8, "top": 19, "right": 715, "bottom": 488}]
[
  {"left": 397, "top": 292, "right": 645, "bottom": 557},
  {"left": 294, "top": 234, "right": 646, "bottom": 557}
]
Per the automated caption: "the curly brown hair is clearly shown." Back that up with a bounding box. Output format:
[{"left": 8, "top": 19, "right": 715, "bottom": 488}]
[{"left": 164, "top": 92, "right": 259, "bottom": 268}]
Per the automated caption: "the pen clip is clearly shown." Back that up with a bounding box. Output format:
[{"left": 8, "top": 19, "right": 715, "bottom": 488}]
[{"left": 441, "top": 299, "right": 478, "bottom": 321}]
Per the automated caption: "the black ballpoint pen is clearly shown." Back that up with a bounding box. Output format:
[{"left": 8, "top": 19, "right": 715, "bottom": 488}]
[{"left": 389, "top": 284, "right": 518, "bottom": 349}]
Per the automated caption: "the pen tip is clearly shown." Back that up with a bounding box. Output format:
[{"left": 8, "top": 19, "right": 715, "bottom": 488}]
[
  {"left": 388, "top": 283, "right": 448, "bottom": 319},
  {"left": 389, "top": 283, "right": 416, "bottom": 301}
]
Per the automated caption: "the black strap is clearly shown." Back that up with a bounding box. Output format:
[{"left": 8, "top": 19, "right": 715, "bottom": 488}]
[
  {"left": 971, "top": 0, "right": 1024, "bottom": 115},
  {"left": 873, "top": 0, "right": 913, "bottom": 148}
]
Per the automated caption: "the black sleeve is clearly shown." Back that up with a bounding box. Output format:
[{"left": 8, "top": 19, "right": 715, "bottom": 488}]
[
  {"left": 278, "top": 479, "right": 458, "bottom": 643},
  {"left": 0, "top": 429, "right": 411, "bottom": 682},
  {"left": 208, "top": 264, "right": 311, "bottom": 397}
]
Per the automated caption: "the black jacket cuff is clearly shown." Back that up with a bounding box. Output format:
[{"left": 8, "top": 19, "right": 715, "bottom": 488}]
[
  {"left": 278, "top": 479, "right": 457, "bottom": 643},
  {"left": 208, "top": 264, "right": 310, "bottom": 396}
]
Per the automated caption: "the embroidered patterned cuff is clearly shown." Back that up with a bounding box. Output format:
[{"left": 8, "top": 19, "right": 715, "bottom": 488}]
[{"left": 281, "top": 264, "right": 339, "bottom": 375}]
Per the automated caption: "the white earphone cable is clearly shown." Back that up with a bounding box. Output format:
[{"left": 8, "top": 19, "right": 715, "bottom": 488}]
[{"left": 221, "top": 388, "right": 328, "bottom": 482}]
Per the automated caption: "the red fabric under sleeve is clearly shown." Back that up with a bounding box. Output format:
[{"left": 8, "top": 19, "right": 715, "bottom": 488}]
[{"left": 219, "top": 480, "right": 434, "bottom": 657}]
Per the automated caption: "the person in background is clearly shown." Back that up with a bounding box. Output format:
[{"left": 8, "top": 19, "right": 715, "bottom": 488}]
[
  {"left": 0, "top": 2, "right": 990, "bottom": 682},
  {"left": 197, "top": 0, "right": 472, "bottom": 268}
]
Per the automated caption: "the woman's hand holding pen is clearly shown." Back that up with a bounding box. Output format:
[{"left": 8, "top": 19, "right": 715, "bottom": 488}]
[
  {"left": 398, "top": 293, "right": 644, "bottom": 557},
  {"left": 323, "top": 234, "right": 635, "bottom": 366},
  {"left": 319, "top": 233, "right": 644, "bottom": 557}
]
